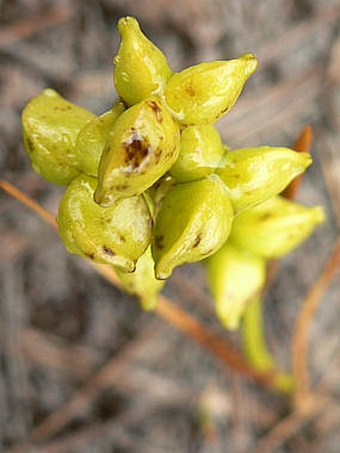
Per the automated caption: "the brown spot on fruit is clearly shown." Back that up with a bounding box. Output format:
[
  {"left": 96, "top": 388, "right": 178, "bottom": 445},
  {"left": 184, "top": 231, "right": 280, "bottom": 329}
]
[
  {"left": 115, "top": 184, "right": 128, "bottom": 191},
  {"left": 54, "top": 105, "right": 72, "bottom": 111},
  {"left": 259, "top": 213, "right": 272, "bottom": 222},
  {"left": 85, "top": 252, "right": 95, "bottom": 259},
  {"left": 154, "top": 148, "right": 162, "bottom": 165},
  {"left": 26, "top": 137, "right": 34, "bottom": 153},
  {"left": 193, "top": 233, "right": 202, "bottom": 248},
  {"left": 219, "top": 103, "right": 231, "bottom": 116},
  {"left": 154, "top": 234, "right": 164, "bottom": 249},
  {"left": 102, "top": 246, "right": 115, "bottom": 256},
  {"left": 185, "top": 84, "right": 195, "bottom": 97},
  {"left": 147, "top": 100, "right": 163, "bottom": 122},
  {"left": 124, "top": 130, "right": 151, "bottom": 169}
]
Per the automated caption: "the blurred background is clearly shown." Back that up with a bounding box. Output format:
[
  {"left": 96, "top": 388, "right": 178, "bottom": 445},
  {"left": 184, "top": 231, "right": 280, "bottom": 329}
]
[{"left": 0, "top": 0, "right": 340, "bottom": 451}]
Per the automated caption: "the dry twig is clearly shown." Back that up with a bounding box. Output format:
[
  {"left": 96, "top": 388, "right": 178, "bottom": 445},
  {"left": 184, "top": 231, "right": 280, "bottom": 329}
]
[
  {"left": 283, "top": 125, "right": 313, "bottom": 199},
  {"left": 9, "top": 322, "right": 159, "bottom": 450},
  {"left": 291, "top": 237, "right": 340, "bottom": 407},
  {"left": 252, "top": 396, "right": 329, "bottom": 453}
]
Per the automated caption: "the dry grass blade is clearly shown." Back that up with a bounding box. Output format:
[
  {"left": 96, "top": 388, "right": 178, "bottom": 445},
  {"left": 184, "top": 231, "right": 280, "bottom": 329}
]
[
  {"left": 252, "top": 396, "right": 329, "bottom": 453},
  {"left": 33, "top": 404, "right": 162, "bottom": 453},
  {"left": 256, "top": 6, "right": 340, "bottom": 68},
  {"left": 20, "top": 329, "right": 100, "bottom": 379},
  {"left": 292, "top": 237, "right": 340, "bottom": 407},
  {"left": 0, "top": 8, "right": 72, "bottom": 48},
  {"left": 9, "top": 323, "right": 159, "bottom": 451}
]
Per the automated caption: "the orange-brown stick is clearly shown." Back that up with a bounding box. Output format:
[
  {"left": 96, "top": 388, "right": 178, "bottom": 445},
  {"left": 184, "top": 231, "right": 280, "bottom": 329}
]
[{"left": 282, "top": 125, "right": 313, "bottom": 199}]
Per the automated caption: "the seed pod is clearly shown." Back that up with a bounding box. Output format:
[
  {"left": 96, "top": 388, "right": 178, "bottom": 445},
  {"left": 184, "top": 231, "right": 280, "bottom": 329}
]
[
  {"left": 75, "top": 100, "right": 126, "bottom": 177},
  {"left": 230, "top": 196, "right": 325, "bottom": 258},
  {"left": 164, "top": 54, "right": 258, "bottom": 125},
  {"left": 206, "top": 242, "right": 265, "bottom": 330},
  {"left": 95, "top": 97, "right": 180, "bottom": 207},
  {"left": 152, "top": 176, "right": 234, "bottom": 279},
  {"left": 115, "top": 247, "right": 165, "bottom": 310},
  {"left": 169, "top": 125, "right": 224, "bottom": 182},
  {"left": 114, "top": 16, "right": 172, "bottom": 106},
  {"left": 216, "top": 147, "right": 312, "bottom": 212},
  {"left": 22, "top": 89, "right": 95, "bottom": 185},
  {"left": 57, "top": 174, "right": 152, "bottom": 272}
]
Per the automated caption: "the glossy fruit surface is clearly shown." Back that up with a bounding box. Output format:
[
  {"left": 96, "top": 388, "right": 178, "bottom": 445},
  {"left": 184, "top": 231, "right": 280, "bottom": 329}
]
[
  {"left": 114, "top": 16, "right": 172, "bottom": 106},
  {"left": 22, "top": 89, "right": 95, "bottom": 185},
  {"left": 116, "top": 247, "right": 164, "bottom": 310},
  {"left": 216, "top": 146, "right": 312, "bottom": 212},
  {"left": 164, "top": 54, "right": 258, "bottom": 125},
  {"left": 57, "top": 174, "right": 152, "bottom": 271},
  {"left": 95, "top": 97, "right": 180, "bottom": 206},
  {"left": 230, "top": 196, "right": 325, "bottom": 258},
  {"left": 206, "top": 242, "right": 265, "bottom": 330},
  {"left": 153, "top": 176, "right": 234, "bottom": 279},
  {"left": 75, "top": 100, "right": 126, "bottom": 176},
  {"left": 170, "top": 125, "right": 224, "bottom": 182}
]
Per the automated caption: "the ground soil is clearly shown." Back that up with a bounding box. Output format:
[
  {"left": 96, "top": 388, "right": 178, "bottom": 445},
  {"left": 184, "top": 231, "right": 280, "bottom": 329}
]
[{"left": 1, "top": 1, "right": 340, "bottom": 452}]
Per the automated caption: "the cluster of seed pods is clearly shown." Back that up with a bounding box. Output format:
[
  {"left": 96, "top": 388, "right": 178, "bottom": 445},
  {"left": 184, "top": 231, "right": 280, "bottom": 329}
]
[{"left": 22, "top": 17, "right": 324, "bottom": 324}]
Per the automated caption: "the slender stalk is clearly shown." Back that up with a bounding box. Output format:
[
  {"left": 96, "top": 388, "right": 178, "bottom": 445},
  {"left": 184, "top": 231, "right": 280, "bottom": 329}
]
[{"left": 241, "top": 296, "right": 294, "bottom": 394}]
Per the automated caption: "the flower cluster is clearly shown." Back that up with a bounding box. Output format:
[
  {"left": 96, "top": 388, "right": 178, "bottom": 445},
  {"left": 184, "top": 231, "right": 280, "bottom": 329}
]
[{"left": 22, "top": 17, "right": 324, "bottom": 324}]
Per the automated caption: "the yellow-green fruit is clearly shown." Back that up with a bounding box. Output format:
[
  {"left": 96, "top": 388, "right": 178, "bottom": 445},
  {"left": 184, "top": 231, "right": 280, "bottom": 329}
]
[
  {"left": 22, "top": 89, "right": 95, "bottom": 185},
  {"left": 146, "top": 174, "right": 175, "bottom": 219},
  {"left": 115, "top": 247, "right": 165, "bottom": 310},
  {"left": 206, "top": 243, "right": 265, "bottom": 330},
  {"left": 153, "top": 176, "right": 234, "bottom": 279},
  {"left": 169, "top": 125, "right": 224, "bottom": 182},
  {"left": 75, "top": 100, "right": 126, "bottom": 177},
  {"left": 216, "top": 147, "right": 312, "bottom": 212},
  {"left": 114, "top": 16, "right": 172, "bottom": 106},
  {"left": 95, "top": 97, "right": 180, "bottom": 207},
  {"left": 57, "top": 174, "right": 152, "bottom": 272},
  {"left": 164, "top": 54, "right": 258, "bottom": 125},
  {"left": 230, "top": 196, "right": 325, "bottom": 258}
]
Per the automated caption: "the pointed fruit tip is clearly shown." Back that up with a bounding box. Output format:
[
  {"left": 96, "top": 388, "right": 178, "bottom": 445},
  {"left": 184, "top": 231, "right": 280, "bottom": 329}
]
[
  {"left": 154, "top": 263, "right": 172, "bottom": 280},
  {"left": 218, "top": 310, "right": 240, "bottom": 331},
  {"left": 313, "top": 206, "right": 326, "bottom": 224},
  {"left": 302, "top": 152, "right": 313, "bottom": 168},
  {"left": 93, "top": 188, "right": 113, "bottom": 207},
  {"left": 240, "top": 53, "right": 258, "bottom": 75},
  {"left": 117, "top": 16, "right": 139, "bottom": 34}
]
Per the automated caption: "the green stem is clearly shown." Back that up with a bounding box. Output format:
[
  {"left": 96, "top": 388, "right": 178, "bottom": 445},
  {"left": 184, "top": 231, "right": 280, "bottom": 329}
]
[{"left": 241, "top": 296, "right": 294, "bottom": 394}]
